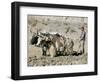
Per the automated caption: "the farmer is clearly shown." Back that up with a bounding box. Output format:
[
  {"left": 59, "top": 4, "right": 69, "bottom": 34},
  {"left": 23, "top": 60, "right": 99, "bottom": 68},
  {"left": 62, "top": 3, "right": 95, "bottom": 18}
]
[{"left": 79, "top": 26, "right": 86, "bottom": 54}]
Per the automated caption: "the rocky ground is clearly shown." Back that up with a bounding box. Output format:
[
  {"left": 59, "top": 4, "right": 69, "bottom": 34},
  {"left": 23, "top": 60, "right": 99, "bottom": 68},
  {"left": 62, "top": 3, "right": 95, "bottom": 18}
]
[{"left": 28, "top": 53, "right": 87, "bottom": 67}]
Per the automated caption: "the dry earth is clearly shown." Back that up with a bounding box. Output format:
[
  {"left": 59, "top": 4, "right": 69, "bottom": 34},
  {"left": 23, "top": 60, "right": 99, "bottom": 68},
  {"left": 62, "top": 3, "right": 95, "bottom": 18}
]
[{"left": 28, "top": 53, "right": 87, "bottom": 67}]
